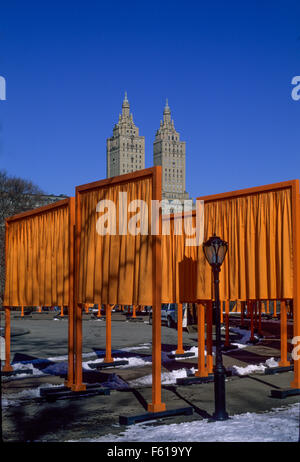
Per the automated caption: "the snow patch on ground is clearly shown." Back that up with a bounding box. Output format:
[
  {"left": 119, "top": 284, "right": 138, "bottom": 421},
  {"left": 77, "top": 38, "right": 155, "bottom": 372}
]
[
  {"left": 129, "top": 367, "right": 196, "bottom": 387},
  {"left": 226, "top": 327, "right": 260, "bottom": 349},
  {"left": 10, "top": 362, "right": 46, "bottom": 377},
  {"left": 70, "top": 404, "right": 300, "bottom": 442},
  {"left": 230, "top": 357, "right": 279, "bottom": 376},
  {"left": 169, "top": 326, "right": 257, "bottom": 359},
  {"left": 2, "top": 384, "right": 62, "bottom": 408}
]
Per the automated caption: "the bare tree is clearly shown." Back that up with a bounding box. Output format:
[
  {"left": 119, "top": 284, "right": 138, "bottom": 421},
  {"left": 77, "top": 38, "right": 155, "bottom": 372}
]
[{"left": 0, "top": 170, "right": 45, "bottom": 307}]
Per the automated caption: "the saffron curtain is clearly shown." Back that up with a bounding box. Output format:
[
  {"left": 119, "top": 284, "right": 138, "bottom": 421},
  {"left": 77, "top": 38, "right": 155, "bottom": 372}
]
[
  {"left": 77, "top": 175, "right": 154, "bottom": 305},
  {"left": 161, "top": 187, "right": 293, "bottom": 303},
  {"left": 4, "top": 202, "right": 70, "bottom": 307},
  {"left": 196, "top": 187, "right": 293, "bottom": 301},
  {"left": 161, "top": 212, "right": 198, "bottom": 303}
]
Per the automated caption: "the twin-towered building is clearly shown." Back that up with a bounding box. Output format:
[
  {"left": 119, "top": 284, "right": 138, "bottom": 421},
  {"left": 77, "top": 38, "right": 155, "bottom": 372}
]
[
  {"left": 106, "top": 93, "right": 190, "bottom": 205},
  {"left": 106, "top": 92, "right": 145, "bottom": 179}
]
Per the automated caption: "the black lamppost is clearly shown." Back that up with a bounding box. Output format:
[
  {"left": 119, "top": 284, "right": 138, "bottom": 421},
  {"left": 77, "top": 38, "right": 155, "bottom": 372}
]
[{"left": 203, "top": 234, "right": 229, "bottom": 421}]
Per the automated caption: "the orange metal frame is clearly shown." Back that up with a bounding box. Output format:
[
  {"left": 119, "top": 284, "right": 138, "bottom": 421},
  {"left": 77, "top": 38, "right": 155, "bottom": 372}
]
[
  {"left": 2, "top": 198, "right": 75, "bottom": 387},
  {"left": 74, "top": 167, "right": 166, "bottom": 410}
]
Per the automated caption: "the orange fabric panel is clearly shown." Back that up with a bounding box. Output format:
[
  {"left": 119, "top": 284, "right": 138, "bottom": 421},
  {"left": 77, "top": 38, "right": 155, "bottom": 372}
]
[
  {"left": 4, "top": 202, "right": 71, "bottom": 307},
  {"left": 161, "top": 212, "right": 198, "bottom": 303},
  {"left": 77, "top": 175, "right": 154, "bottom": 305},
  {"left": 196, "top": 188, "right": 293, "bottom": 301}
]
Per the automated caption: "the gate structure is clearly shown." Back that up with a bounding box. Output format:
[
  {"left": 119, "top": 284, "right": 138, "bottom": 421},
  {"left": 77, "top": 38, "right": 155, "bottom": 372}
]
[
  {"left": 3, "top": 176, "right": 299, "bottom": 414},
  {"left": 161, "top": 180, "right": 299, "bottom": 392},
  {"left": 2, "top": 198, "right": 75, "bottom": 386},
  {"left": 73, "top": 166, "right": 169, "bottom": 413},
  {"left": 196, "top": 180, "right": 300, "bottom": 392}
]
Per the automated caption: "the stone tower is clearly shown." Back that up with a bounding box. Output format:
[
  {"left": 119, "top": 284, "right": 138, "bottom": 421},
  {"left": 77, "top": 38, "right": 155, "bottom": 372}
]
[
  {"left": 106, "top": 92, "right": 145, "bottom": 178},
  {"left": 153, "top": 99, "right": 189, "bottom": 202}
]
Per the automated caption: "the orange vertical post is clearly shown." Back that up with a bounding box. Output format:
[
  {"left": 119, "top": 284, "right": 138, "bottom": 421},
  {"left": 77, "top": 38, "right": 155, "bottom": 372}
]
[
  {"left": 224, "top": 300, "right": 230, "bottom": 347},
  {"left": 249, "top": 301, "right": 255, "bottom": 342},
  {"left": 65, "top": 196, "right": 75, "bottom": 389},
  {"left": 240, "top": 301, "right": 245, "bottom": 327},
  {"left": 258, "top": 301, "right": 263, "bottom": 336},
  {"left": 266, "top": 300, "right": 270, "bottom": 314},
  {"left": 37, "top": 306, "right": 42, "bottom": 313},
  {"left": 2, "top": 307, "right": 13, "bottom": 372},
  {"left": 175, "top": 303, "right": 185, "bottom": 355},
  {"left": 220, "top": 300, "right": 223, "bottom": 324},
  {"left": 291, "top": 181, "right": 300, "bottom": 388},
  {"left": 132, "top": 305, "right": 136, "bottom": 319},
  {"left": 21, "top": 306, "right": 24, "bottom": 317},
  {"left": 195, "top": 303, "right": 208, "bottom": 377},
  {"left": 148, "top": 166, "right": 166, "bottom": 413},
  {"left": 279, "top": 300, "right": 290, "bottom": 368},
  {"left": 273, "top": 300, "right": 277, "bottom": 318},
  {"left": 84, "top": 303, "right": 89, "bottom": 314},
  {"left": 60, "top": 306, "right": 64, "bottom": 317},
  {"left": 104, "top": 304, "right": 113, "bottom": 363},
  {"left": 254, "top": 301, "right": 258, "bottom": 331},
  {"left": 206, "top": 301, "right": 213, "bottom": 374},
  {"left": 2, "top": 223, "right": 12, "bottom": 374},
  {"left": 72, "top": 192, "right": 86, "bottom": 392},
  {"left": 72, "top": 303, "right": 86, "bottom": 391},
  {"left": 97, "top": 305, "right": 101, "bottom": 318}
]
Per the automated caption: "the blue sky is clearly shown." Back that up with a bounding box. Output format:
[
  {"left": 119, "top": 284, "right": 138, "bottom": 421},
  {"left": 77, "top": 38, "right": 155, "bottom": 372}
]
[{"left": 0, "top": 1, "right": 300, "bottom": 199}]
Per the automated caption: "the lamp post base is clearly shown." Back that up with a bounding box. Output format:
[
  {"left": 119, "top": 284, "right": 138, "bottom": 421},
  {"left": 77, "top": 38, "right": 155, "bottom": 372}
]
[
  {"left": 213, "top": 366, "right": 229, "bottom": 421},
  {"left": 211, "top": 411, "right": 229, "bottom": 421}
]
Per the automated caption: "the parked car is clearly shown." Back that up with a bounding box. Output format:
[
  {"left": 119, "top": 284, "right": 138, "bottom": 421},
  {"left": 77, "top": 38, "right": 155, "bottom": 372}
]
[{"left": 149, "top": 303, "right": 177, "bottom": 328}]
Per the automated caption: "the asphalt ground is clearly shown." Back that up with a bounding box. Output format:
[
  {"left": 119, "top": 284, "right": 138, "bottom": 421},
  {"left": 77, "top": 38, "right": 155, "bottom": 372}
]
[{"left": 1, "top": 313, "right": 300, "bottom": 442}]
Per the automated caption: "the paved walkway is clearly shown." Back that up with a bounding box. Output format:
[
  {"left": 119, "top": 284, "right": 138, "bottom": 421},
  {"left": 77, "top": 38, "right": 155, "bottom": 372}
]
[{"left": 1, "top": 315, "right": 299, "bottom": 441}]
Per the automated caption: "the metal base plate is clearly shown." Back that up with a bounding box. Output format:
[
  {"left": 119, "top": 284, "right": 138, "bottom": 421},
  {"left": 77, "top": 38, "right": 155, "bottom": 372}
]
[
  {"left": 176, "top": 375, "right": 214, "bottom": 385},
  {"left": 119, "top": 406, "right": 193, "bottom": 425},
  {"left": 265, "top": 365, "right": 294, "bottom": 375},
  {"left": 40, "top": 383, "right": 110, "bottom": 401},
  {"left": 87, "top": 360, "right": 129, "bottom": 369},
  {"left": 270, "top": 388, "right": 300, "bottom": 399}
]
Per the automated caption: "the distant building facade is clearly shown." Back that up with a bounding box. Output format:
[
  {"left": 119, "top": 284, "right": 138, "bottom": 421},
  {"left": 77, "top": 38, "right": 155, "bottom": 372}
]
[
  {"left": 153, "top": 99, "right": 189, "bottom": 204},
  {"left": 106, "top": 94, "right": 192, "bottom": 214},
  {"left": 30, "top": 193, "right": 69, "bottom": 208},
  {"left": 106, "top": 93, "right": 145, "bottom": 178}
]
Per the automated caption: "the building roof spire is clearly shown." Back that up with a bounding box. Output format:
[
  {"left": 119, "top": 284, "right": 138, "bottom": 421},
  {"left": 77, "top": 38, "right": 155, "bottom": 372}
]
[
  {"left": 164, "top": 98, "right": 170, "bottom": 114},
  {"left": 122, "top": 91, "right": 130, "bottom": 109},
  {"left": 121, "top": 91, "right": 130, "bottom": 118}
]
